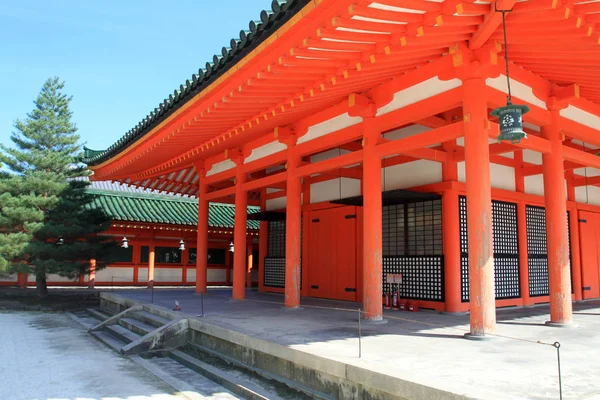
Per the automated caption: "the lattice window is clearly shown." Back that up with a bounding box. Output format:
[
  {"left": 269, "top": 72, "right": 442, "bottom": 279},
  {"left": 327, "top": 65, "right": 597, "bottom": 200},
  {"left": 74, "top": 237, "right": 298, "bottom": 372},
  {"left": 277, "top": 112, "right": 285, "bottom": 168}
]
[
  {"left": 382, "top": 256, "right": 444, "bottom": 301},
  {"left": 263, "top": 257, "right": 302, "bottom": 288},
  {"left": 526, "top": 206, "right": 573, "bottom": 297},
  {"left": 267, "top": 220, "right": 286, "bottom": 257},
  {"left": 459, "top": 197, "right": 521, "bottom": 301},
  {"left": 382, "top": 200, "right": 442, "bottom": 257},
  {"left": 264, "top": 258, "right": 285, "bottom": 288}
]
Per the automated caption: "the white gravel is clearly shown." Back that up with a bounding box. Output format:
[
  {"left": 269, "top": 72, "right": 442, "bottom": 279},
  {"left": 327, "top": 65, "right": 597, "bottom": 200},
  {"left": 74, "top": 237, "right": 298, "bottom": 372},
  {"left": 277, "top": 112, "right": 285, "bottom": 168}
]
[{"left": 0, "top": 311, "right": 231, "bottom": 400}]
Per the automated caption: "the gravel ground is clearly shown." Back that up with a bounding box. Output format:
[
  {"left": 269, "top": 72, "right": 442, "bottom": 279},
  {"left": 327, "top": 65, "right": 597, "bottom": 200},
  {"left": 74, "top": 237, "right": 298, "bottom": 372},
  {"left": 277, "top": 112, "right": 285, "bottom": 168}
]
[{"left": 0, "top": 311, "right": 230, "bottom": 400}]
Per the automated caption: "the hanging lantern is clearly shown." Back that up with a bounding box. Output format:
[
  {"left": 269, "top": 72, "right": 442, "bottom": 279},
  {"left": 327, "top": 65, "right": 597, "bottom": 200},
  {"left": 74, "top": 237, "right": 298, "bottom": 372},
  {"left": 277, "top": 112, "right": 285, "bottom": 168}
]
[
  {"left": 491, "top": 101, "right": 530, "bottom": 144},
  {"left": 56, "top": 237, "right": 64, "bottom": 246},
  {"left": 491, "top": 4, "right": 530, "bottom": 145},
  {"left": 121, "top": 236, "right": 129, "bottom": 249},
  {"left": 229, "top": 241, "right": 234, "bottom": 252},
  {"left": 179, "top": 239, "right": 186, "bottom": 251}
]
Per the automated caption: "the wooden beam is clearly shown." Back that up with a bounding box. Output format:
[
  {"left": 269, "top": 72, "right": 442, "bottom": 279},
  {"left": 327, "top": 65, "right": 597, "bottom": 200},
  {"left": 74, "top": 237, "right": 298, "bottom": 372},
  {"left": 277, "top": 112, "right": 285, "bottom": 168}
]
[
  {"left": 295, "top": 150, "right": 363, "bottom": 178},
  {"left": 376, "top": 122, "right": 464, "bottom": 159},
  {"left": 469, "top": 0, "right": 517, "bottom": 49}
]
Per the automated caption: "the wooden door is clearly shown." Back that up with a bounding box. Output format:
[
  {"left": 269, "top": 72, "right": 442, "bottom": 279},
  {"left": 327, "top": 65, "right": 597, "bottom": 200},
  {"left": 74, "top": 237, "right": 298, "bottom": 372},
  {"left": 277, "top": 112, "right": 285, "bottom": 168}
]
[
  {"left": 308, "top": 210, "right": 334, "bottom": 298},
  {"left": 334, "top": 207, "right": 357, "bottom": 301},
  {"left": 580, "top": 211, "right": 600, "bottom": 299}
]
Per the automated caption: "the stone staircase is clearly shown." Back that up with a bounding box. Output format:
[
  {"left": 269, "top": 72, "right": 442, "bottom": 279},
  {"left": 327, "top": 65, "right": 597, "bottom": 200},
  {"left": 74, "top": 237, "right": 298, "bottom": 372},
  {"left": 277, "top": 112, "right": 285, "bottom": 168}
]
[{"left": 71, "top": 306, "right": 321, "bottom": 400}]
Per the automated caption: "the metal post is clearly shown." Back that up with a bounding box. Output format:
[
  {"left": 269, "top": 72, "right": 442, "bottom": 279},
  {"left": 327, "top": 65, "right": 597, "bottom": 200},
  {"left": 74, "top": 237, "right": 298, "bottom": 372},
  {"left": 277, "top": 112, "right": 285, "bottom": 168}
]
[
  {"left": 555, "top": 342, "right": 562, "bottom": 400},
  {"left": 111, "top": 276, "right": 114, "bottom": 292},
  {"left": 151, "top": 284, "right": 154, "bottom": 304},
  {"left": 358, "top": 308, "right": 362, "bottom": 358},
  {"left": 201, "top": 291, "right": 204, "bottom": 317}
]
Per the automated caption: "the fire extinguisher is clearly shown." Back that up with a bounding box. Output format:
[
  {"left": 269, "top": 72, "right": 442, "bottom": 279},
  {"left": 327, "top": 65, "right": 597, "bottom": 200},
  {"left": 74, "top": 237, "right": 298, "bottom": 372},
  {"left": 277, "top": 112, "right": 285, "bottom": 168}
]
[
  {"left": 392, "top": 284, "right": 399, "bottom": 309},
  {"left": 384, "top": 292, "right": 391, "bottom": 309}
]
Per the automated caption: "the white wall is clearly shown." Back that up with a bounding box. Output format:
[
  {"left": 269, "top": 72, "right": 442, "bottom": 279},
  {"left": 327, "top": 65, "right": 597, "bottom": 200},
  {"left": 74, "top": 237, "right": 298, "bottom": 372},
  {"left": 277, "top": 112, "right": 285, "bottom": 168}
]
[
  {"left": 95, "top": 267, "right": 134, "bottom": 283},
  {"left": 154, "top": 267, "right": 183, "bottom": 282},
  {"left": 207, "top": 269, "right": 227, "bottom": 283},
  {"left": 575, "top": 186, "right": 600, "bottom": 206},
  {"left": 458, "top": 162, "right": 515, "bottom": 191},
  {"left": 383, "top": 161, "right": 442, "bottom": 190},
  {"left": 138, "top": 268, "right": 148, "bottom": 282},
  {"left": 186, "top": 268, "right": 196, "bottom": 283},
  {"left": 0, "top": 274, "right": 17, "bottom": 283}
]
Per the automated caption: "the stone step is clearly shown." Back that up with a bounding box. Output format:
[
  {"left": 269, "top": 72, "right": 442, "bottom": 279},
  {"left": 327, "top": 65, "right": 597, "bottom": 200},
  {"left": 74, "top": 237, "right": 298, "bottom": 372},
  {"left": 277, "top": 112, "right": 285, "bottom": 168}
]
[
  {"left": 169, "top": 349, "right": 282, "bottom": 400},
  {"left": 105, "top": 323, "right": 141, "bottom": 344},
  {"left": 118, "top": 317, "right": 157, "bottom": 337},
  {"left": 86, "top": 308, "right": 111, "bottom": 322},
  {"left": 91, "top": 330, "right": 126, "bottom": 352},
  {"left": 131, "top": 310, "right": 171, "bottom": 328},
  {"left": 186, "top": 344, "right": 329, "bottom": 400}
]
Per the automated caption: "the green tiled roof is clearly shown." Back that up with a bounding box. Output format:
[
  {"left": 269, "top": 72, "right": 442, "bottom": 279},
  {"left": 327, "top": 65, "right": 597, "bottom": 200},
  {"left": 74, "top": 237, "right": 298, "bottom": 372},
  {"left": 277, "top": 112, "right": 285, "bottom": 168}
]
[
  {"left": 88, "top": 189, "right": 259, "bottom": 230},
  {"left": 82, "top": 0, "right": 308, "bottom": 166}
]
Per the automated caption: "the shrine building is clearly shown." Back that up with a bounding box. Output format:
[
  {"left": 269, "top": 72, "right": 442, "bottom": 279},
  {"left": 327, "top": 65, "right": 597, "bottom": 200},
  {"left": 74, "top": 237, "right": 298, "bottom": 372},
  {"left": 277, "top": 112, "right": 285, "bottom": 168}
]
[{"left": 80, "top": 0, "right": 600, "bottom": 338}]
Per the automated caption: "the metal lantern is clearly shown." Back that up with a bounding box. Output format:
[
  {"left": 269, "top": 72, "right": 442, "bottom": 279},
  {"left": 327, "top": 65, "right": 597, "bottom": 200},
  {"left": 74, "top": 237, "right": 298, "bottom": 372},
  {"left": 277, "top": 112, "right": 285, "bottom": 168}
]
[
  {"left": 491, "top": 101, "right": 530, "bottom": 144},
  {"left": 121, "top": 236, "right": 129, "bottom": 249},
  {"left": 56, "top": 237, "right": 64, "bottom": 246},
  {"left": 229, "top": 241, "right": 234, "bottom": 253},
  {"left": 492, "top": 4, "right": 530, "bottom": 145},
  {"left": 179, "top": 239, "right": 186, "bottom": 251}
]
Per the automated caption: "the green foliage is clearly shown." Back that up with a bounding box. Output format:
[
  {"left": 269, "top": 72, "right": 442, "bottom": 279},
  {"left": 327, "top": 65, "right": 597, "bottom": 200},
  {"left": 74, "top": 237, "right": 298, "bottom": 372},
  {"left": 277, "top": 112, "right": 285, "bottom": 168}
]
[{"left": 0, "top": 77, "right": 116, "bottom": 294}]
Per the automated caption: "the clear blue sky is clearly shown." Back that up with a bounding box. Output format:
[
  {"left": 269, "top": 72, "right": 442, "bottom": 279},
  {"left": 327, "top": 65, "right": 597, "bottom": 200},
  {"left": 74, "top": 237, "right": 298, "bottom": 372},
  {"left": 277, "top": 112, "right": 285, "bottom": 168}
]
[{"left": 0, "top": 0, "right": 271, "bottom": 151}]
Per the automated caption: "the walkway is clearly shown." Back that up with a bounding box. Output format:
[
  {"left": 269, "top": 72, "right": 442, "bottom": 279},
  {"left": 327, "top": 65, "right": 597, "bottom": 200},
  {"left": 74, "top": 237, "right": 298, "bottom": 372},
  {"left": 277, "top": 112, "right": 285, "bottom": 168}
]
[{"left": 117, "top": 288, "right": 600, "bottom": 400}]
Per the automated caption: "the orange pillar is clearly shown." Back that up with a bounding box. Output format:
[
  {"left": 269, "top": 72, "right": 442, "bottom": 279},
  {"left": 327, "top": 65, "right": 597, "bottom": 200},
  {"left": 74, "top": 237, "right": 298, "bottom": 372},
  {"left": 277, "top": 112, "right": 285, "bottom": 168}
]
[
  {"left": 258, "top": 188, "right": 268, "bottom": 292},
  {"left": 463, "top": 77, "right": 495, "bottom": 338},
  {"left": 88, "top": 259, "right": 96, "bottom": 289},
  {"left": 285, "top": 145, "right": 302, "bottom": 309},
  {"left": 442, "top": 189, "right": 462, "bottom": 312},
  {"left": 148, "top": 242, "right": 155, "bottom": 289},
  {"left": 246, "top": 239, "right": 253, "bottom": 288},
  {"left": 17, "top": 272, "right": 28, "bottom": 288},
  {"left": 362, "top": 118, "right": 383, "bottom": 321},
  {"left": 514, "top": 151, "right": 531, "bottom": 306},
  {"left": 542, "top": 111, "right": 573, "bottom": 325},
  {"left": 232, "top": 165, "right": 248, "bottom": 300},
  {"left": 196, "top": 172, "right": 208, "bottom": 293}
]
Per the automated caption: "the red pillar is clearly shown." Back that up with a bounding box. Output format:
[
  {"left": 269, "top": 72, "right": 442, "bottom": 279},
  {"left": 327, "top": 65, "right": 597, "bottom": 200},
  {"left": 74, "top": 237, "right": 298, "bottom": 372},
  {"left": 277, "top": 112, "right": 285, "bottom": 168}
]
[
  {"left": 148, "top": 239, "right": 155, "bottom": 288},
  {"left": 442, "top": 189, "right": 462, "bottom": 312},
  {"left": 514, "top": 151, "right": 531, "bottom": 306},
  {"left": 285, "top": 145, "right": 302, "bottom": 309},
  {"left": 232, "top": 165, "right": 248, "bottom": 300},
  {"left": 542, "top": 111, "right": 573, "bottom": 325},
  {"left": 196, "top": 171, "right": 208, "bottom": 293},
  {"left": 362, "top": 118, "right": 383, "bottom": 321},
  {"left": 258, "top": 188, "right": 268, "bottom": 292},
  {"left": 17, "top": 272, "right": 28, "bottom": 289},
  {"left": 463, "top": 78, "right": 495, "bottom": 337},
  {"left": 246, "top": 239, "right": 253, "bottom": 288},
  {"left": 442, "top": 141, "right": 461, "bottom": 312},
  {"left": 88, "top": 259, "right": 96, "bottom": 289}
]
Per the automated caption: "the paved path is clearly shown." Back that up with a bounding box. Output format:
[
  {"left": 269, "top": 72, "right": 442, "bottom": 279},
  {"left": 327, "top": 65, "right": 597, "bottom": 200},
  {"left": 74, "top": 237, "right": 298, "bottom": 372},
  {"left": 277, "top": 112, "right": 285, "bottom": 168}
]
[{"left": 0, "top": 311, "right": 236, "bottom": 400}]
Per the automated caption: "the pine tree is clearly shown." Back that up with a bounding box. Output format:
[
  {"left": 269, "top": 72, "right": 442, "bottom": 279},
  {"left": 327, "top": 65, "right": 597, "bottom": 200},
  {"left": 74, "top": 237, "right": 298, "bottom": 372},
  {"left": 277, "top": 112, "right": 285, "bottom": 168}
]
[{"left": 0, "top": 77, "right": 115, "bottom": 298}]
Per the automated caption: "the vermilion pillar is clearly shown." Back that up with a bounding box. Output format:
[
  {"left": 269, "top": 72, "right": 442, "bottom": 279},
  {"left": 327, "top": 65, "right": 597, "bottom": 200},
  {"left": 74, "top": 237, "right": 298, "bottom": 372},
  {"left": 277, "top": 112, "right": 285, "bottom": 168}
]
[
  {"left": 148, "top": 243, "right": 155, "bottom": 288},
  {"left": 362, "top": 119, "right": 383, "bottom": 321},
  {"left": 246, "top": 239, "right": 253, "bottom": 288},
  {"left": 196, "top": 174, "right": 208, "bottom": 293},
  {"left": 258, "top": 188, "right": 268, "bottom": 292},
  {"left": 442, "top": 189, "right": 462, "bottom": 312},
  {"left": 463, "top": 78, "right": 495, "bottom": 337},
  {"left": 514, "top": 152, "right": 531, "bottom": 306},
  {"left": 88, "top": 259, "right": 96, "bottom": 289},
  {"left": 233, "top": 165, "right": 248, "bottom": 300},
  {"left": 542, "top": 111, "right": 573, "bottom": 325},
  {"left": 285, "top": 145, "right": 302, "bottom": 309}
]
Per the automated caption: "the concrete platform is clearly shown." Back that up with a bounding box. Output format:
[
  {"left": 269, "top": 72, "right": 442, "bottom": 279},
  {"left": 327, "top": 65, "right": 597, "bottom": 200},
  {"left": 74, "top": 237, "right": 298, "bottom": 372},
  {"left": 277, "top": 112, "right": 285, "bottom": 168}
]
[{"left": 116, "top": 288, "right": 600, "bottom": 400}]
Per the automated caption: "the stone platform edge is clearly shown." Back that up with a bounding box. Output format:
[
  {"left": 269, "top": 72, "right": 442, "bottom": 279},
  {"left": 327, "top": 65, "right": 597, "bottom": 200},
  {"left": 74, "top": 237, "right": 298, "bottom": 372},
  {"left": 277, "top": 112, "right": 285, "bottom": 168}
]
[{"left": 99, "top": 292, "right": 473, "bottom": 400}]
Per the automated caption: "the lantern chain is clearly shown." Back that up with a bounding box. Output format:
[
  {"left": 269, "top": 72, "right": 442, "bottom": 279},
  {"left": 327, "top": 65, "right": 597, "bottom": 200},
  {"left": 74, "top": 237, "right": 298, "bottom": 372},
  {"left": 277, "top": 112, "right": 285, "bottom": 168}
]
[{"left": 496, "top": 4, "right": 513, "bottom": 103}]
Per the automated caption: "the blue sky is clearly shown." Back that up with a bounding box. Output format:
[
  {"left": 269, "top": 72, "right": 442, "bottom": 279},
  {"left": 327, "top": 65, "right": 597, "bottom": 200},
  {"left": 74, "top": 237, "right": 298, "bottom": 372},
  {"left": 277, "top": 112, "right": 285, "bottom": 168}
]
[{"left": 0, "top": 0, "right": 271, "bottom": 151}]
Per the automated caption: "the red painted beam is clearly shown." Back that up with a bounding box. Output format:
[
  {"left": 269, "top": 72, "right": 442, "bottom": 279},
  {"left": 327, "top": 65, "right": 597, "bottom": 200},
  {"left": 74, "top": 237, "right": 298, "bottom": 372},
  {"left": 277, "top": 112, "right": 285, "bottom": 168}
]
[
  {"left": 488, "top": 123, "right": 551, "bottom": 154},
  {"left": 295, "top": 150, "right": 363, "bottom": 178},
  {"left": 375, "top": 122, "right": 464, "bottom": 159},
  {"left": 469, "top": 0, "right": 517, "bottom": 49},
  {"left": 205, "top": 186, "right": 236, "bottom": 201},
  {"left": 243, "top": 171, "right": 288, "bottom": 192}
]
